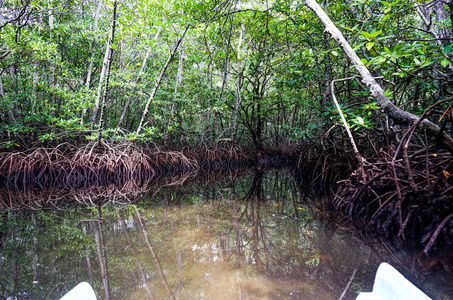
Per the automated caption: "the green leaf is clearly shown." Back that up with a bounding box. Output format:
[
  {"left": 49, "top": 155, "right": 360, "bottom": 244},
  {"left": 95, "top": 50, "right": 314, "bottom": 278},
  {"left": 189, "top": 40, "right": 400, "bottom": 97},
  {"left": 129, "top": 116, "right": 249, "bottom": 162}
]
[
  {"left": 421, "top": 60, "right": 434, "bottom": 68},
  {"left": 441, "top": 57, "right": 450, "bottom": 67},
  {"left": 331, "top": 50, "right": 338, "bottom": 56},
  {"left": 384, "top": 46, "right": 392, "bottom": 55},
  {"left": 443, "top": 45, "right": 452, "bottom": 54},
  {"left": 361, "top": 31, "right": 372, "bottom": 40},
  {"left": 366, "top": 42, "right": 375, "bottom": 51},
  {"left": 370, "top": 30, "right": 382, "bottom": 39},
  {"left": 342, "top": 26, "right": 353, "bottom": 32}
]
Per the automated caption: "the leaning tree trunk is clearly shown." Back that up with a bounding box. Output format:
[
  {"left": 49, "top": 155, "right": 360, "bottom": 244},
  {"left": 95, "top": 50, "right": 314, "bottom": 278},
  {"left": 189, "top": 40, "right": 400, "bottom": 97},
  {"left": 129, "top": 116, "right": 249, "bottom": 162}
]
[
  {"left": 115, "top": 27, "right": 162, "bottom": 131},
  {"left": 136, "top": 24, "right": 190, "bottom": 135},
  {"left": 305, "top": 0, "right": 453, "bottom": 153}
]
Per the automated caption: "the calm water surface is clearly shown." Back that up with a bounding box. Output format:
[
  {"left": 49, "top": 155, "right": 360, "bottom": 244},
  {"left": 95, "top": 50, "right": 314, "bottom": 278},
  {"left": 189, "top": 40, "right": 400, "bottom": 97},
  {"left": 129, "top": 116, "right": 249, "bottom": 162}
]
[{"left": 0, "top": 170, "right": 451, "bottom": 299}]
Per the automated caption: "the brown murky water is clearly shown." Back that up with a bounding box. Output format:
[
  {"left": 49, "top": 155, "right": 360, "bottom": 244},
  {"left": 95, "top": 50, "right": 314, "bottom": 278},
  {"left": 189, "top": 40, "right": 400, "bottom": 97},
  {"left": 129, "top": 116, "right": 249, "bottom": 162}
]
[{"left": 0, "top": 170, "right": 451, "bottom": 299}]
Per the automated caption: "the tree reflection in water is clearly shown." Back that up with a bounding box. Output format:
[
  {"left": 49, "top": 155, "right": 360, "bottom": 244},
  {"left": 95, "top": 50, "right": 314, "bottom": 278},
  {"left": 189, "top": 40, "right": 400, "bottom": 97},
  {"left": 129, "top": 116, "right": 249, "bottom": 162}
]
[{"left": 0, "top": 169, "right": 451, "bottom": 299}]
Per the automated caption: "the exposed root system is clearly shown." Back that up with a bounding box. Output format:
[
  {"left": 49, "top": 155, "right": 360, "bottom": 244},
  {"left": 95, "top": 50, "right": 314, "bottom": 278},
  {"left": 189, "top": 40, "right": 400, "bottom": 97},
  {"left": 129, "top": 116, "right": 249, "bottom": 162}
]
[
  {"left": 330, "top": 140, "right": 453, "bottom": 254},
  {"left": 0, "top": 141, "right": 261, "bottom": 190},
  {"left": 0, "top": 141, "right": 300, "bottom": 209}
]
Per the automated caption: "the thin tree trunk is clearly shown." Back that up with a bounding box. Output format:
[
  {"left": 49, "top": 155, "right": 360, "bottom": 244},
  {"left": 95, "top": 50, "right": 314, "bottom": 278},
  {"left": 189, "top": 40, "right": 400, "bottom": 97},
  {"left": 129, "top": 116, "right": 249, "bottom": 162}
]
[
  {"left": 93, "top": 208, "right": 110, "bottom": 300},
  {"left": 171, "top": 48, "right": 184, "bottom": 118},
  {"left": 97, "top": 1, "right": 118, "bottom": 143},
  {"left": 305, "top": 0, "right": 453, "bottom": 152},
  {"left": 232, "top": 24, "right": 245, "bottom": 141},
  {"left": 81, "top": 0, "right": 103, "bottom": 125},
  {"left": 91, "top": 2, "right": 115, "bottom": 125},
  {"left": 0, "top": 77, "right": 18, "bottom": 127},
  {"left": 219, "top": 12, "right": 234, "bottom": 101},
  {"left": 82, "top": 224, "right": 94, "bottom": 282},
  {"left": 136, "top": 24, "right": 190, "bottom": 135},
  {"left": 48, "top": 0, "right": 56, "bottom": 112},
  {"left": 115, "top": 27, "right": 162, "bottom": 130},
  {"left": 206, "top": 63, "right": 214, "bottom": 138},
  {"left": 31, "top": 61, "right": 38, "bottom": 113},
  {"left": 165, "top": 47, "right": 184, "bottom": 144},
  {"left": 118, "top": 212, "right": 154, "bottom": 299},
  {"left": 32, "top": 253, "right": 38, "bottom": 283},
  {"left": 135, "top": 207, "right": 174, "bottom": 299}
]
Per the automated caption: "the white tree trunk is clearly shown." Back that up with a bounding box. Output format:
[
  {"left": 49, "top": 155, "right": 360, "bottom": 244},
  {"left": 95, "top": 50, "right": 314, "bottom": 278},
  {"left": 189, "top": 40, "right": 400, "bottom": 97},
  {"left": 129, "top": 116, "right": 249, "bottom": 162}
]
[
  {"left": 232, "top": 24, "right": 245, "bottom": 140},
  {"left": 91, "top": 27, "right": 112, "bottom": 124},
  {"left": 96, "top": 0, "right": 117, "bottom": 143},
  {"left": 305, "top": 0, "right": 453, "bottom": 152},
  {"left": 81, "top": 0, "right": 103, "bottom": 125},
  {"left": 136, "top": 24, "right": 190, "bottom": 135},
  {"left": 115, "top": 27, "right": 162, "bottom": 130}
]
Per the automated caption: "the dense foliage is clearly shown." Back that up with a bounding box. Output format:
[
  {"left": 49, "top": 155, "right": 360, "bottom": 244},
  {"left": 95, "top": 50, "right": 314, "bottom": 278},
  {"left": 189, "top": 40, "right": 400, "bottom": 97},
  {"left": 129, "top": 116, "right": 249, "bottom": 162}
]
[{"left": 1, "top": 0, "right": 452, "bottom": 149}]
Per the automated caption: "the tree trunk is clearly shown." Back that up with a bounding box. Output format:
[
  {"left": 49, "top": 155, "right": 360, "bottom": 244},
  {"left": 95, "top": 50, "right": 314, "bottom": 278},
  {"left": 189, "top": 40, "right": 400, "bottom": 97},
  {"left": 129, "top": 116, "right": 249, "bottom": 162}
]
[
  {"left": 96, "top": 1, "right": 117, "bottom": 143},
  {"left": 165, "top": 47, "right": 184, "bottom": 145},
  {"left": 91, "top": 2, "right": 115, "bottom": 125},
  {"left": 305, "top": 0, "right": 453, "bottom": 152},
  {"left": 82, "top": 224, "right": 94, "bottom": 282},
  {"left": 81, "top": 0, "right": 103, "bottom": 125},
  {"left": 434, "top": 0, "right": 449, "bottom": 43},
  {"left": 232, "top": 24, "right": 246, "bottom": 141},
  {"left": 136, "top": 24, "right": 190, "bottom": 135},
  {"left": 93, "top": 208, "right": 110, "bottom": 300},
  {"left": 115, "top": 27, "right": 162, "bottom": 131},
  {"left": 135, "top": 207, "right": 174, "bottom": 299},
  {"left": 219, "top": 12, "right": 234, "bottom": 101}
]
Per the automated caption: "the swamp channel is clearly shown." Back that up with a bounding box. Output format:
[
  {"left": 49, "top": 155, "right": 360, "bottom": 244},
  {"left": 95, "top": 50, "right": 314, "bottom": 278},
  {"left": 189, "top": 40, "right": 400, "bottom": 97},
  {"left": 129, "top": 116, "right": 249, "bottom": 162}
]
[{"left": 0, "top": 167, "right": 452, "bottom": 300}]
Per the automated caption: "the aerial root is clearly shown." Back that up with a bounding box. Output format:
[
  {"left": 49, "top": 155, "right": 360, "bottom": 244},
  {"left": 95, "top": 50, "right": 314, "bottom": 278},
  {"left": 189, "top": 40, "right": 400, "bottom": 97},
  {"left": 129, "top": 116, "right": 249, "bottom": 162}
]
[
  {"left": 0, "top": 141, "right": 281, "bottom": 191},
  {"left": 331, "top": 142, "right": 453, "bottom": 253}
]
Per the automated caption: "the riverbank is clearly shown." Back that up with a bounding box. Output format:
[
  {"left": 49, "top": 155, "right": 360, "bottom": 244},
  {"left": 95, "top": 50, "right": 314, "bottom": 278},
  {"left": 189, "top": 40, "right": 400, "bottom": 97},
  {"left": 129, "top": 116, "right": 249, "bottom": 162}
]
[{"left": 0, "top": 141, "right": 299, "bottom": 189}]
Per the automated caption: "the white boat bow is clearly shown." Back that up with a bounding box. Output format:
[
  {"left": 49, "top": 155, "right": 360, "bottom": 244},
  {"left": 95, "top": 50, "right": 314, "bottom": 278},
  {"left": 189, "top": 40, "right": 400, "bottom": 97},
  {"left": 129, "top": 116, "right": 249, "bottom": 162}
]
[
  {"left": 60, "top": 282, "right": 96, "bottom": 300},
  {"left": 356, "top": 262, "right": 431, "bottom": 300}
]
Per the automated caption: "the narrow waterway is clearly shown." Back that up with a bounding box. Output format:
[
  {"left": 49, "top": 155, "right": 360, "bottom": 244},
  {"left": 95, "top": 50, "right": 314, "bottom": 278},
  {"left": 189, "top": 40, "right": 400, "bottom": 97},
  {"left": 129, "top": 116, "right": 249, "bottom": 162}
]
[{"left": 0, "top": 169, "right": 451, "bottom": 299}]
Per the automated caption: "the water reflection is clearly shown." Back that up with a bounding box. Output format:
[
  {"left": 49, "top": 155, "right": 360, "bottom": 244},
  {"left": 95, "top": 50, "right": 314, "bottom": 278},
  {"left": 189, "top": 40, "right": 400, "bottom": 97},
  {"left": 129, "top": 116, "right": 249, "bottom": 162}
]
[{"left": 0, "top": 170, "right": 451, "bottom": 300}]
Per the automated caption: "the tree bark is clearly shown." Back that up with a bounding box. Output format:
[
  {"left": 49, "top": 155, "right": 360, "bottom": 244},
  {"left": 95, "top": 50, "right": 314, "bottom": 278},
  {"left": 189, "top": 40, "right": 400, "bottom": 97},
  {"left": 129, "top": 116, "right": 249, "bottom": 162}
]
[
  {"left": 81, "top": 0, "right": 103, "bottom": 125},
  {"left": 82, "top": 224, "right": 94, "bottom": 282},
  {"left": 115, "top": 27, "right": 162, "bottom": 130},
  {"left": 92, "top": 212, "right": 110, "bottom": 300},
  {"left": 232, "top": 24, "right": 245, "bottom": 141},
  {"left": 91, "top": 2, "right": 114, "bottom": 125},
  {"left": 305, "top": 0, "right": 453, "bottom": 152},
  {"left": 136, "top": 24, "right": 190, "bottom": 135},
  {"left": 96, "top": 1, "right": 117, "bottom": 143},
  {"left": 135, "top": 207, "right": 174, "bottom": 299},
  {"left": 434, "top": 0, "right": 449, "bottom": 43}
]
